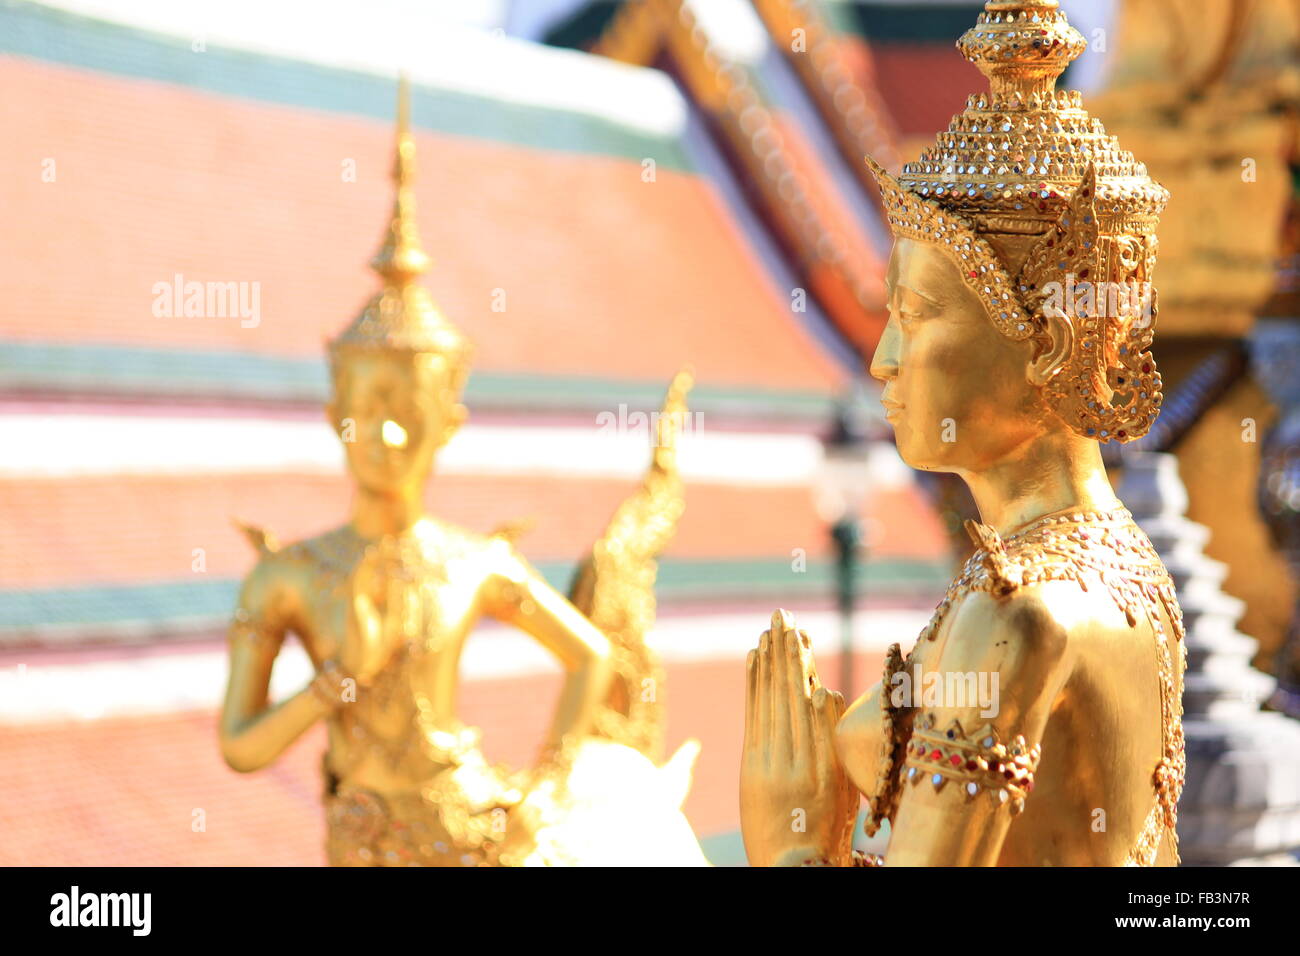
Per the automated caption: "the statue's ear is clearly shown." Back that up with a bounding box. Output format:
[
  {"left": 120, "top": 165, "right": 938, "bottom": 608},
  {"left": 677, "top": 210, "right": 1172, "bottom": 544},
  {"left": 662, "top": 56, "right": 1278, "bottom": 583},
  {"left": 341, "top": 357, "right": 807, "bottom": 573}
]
[
  {"left": 1018, "top": 165, "right": 1095, "bottom": 391},
  {"left": 1027, "top": 308, "right": 1073, "bottom": 387},
  {"left": 441, "top": 402, "right": 467, "bottom": 445}
]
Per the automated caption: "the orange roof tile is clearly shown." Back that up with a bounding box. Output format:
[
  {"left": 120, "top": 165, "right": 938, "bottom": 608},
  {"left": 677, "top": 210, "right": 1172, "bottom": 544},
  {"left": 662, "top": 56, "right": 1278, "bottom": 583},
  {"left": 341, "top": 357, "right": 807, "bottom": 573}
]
[{"left": 0, "top": 57, "right": 840, "bottom": 393}]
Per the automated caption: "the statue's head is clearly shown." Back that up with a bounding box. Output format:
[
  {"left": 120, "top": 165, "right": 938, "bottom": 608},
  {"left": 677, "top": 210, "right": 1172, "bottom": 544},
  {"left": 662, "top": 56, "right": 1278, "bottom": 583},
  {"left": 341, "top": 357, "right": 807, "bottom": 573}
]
[
  {"left": 867, "top": 0, "right": 1168, "bottom": 474},
  {"left": 326, "top": 77, "right": 472, "bottom": 495}
]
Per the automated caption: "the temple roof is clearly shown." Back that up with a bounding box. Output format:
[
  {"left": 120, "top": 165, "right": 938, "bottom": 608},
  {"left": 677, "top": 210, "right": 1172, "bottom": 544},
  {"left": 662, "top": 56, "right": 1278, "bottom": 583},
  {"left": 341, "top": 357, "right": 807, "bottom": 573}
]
[
  {"left": 1, "top": 0, "right": 846, "bottom": 406},
  {"left": 0, "top": 0, "right": 951, "bottom": 652}
]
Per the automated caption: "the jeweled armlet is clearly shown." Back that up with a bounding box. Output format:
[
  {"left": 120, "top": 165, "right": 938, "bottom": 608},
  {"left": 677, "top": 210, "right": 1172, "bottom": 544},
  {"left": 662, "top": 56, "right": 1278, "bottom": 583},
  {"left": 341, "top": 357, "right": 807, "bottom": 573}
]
[{"left": 902, "top": 713, "right": 1041, "bottom": 815}]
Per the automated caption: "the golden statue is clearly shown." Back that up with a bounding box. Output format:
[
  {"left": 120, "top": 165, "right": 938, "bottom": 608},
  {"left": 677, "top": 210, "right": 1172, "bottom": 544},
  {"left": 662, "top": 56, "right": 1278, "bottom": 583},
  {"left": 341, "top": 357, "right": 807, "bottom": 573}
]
[
  {"left": 740, "top": 0, "right": 1186, "bottom": 866},
  {"left": 219, "top": 78, "right": 705, "bottom": 867}
]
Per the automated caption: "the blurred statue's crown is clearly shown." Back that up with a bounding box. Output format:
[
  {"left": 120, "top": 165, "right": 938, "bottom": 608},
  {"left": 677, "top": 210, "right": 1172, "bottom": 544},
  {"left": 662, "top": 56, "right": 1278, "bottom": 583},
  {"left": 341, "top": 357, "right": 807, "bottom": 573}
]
[
  {"left": 866, "top": 0, "right": 1170, "bottom": 443},
  {"left": 328, "top": 75, "right": 472, "bottom": 373}
]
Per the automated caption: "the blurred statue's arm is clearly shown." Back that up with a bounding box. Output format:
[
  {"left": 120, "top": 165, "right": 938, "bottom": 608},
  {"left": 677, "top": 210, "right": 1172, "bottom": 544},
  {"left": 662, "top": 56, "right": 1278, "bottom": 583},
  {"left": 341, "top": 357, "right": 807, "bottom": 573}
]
[
  {"left": 741, "top": 611, "right": 858, "bottom": 867},
  {"left": 219, "top": 560, "right": 338, "bottom": 772},
  {"left": 483, "top": 541, "right": 614, "bottom": 750},
  {"left": 885, "top": 591, "right": 1069, "bottom": 865}
]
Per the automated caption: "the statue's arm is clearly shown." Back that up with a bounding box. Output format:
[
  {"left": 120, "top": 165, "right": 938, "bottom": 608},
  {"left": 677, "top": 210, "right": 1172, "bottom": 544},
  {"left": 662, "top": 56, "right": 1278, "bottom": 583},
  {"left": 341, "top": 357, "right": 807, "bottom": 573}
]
[
  {"left": 482, "top": 541, "right": 614, "bottom": 750},
  {"left": 835, "top": 679, "right": 885, "bottom": 793},
  {"left": 219, "top": 560, "right": 334, "bottom": 772},
  {"left": 884, "top": 590, "right": 1070, "bottom": 865}
]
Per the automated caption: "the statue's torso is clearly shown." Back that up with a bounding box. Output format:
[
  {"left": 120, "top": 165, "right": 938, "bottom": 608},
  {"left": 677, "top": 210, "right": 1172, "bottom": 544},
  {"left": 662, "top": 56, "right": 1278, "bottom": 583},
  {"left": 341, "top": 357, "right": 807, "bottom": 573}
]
[
  {"left": 267, "top": 521, "right": 518, "bottom": 865},
  {"left": 841, "top": 508, "right": 1186, "bottom": 866}
]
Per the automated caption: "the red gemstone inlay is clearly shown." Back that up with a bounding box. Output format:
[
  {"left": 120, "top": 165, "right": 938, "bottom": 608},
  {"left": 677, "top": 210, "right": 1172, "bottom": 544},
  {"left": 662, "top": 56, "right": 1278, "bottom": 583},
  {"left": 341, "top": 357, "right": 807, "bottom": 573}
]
[
  {"left": 966, "top": 760, "right": 978, "bottom": 771},
  {"left": 950, "top": 754, "right": 963, "bottom": 766},
  {"left": 1142, "top": 363, "right": 1151, "bottom": 373},
  {"left": 931, "top": 749, "right": 942, "bottom": 761}
]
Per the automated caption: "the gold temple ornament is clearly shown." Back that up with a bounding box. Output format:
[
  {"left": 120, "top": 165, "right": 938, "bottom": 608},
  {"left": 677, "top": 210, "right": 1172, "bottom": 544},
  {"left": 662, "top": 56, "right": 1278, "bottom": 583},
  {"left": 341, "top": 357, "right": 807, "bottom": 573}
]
[{"left": 739, "top": 0, "right": 1186, "bottom": 868}]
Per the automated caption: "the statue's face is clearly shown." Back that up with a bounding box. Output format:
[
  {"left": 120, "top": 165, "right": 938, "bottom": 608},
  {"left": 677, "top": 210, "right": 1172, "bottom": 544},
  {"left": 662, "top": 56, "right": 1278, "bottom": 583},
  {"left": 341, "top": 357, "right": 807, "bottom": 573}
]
[
  {"left": 870, "top": 237, "right": 1046, "bottom": 473},
  {"left": 329, "top": 351, "right": 463, "bottom": 494}
]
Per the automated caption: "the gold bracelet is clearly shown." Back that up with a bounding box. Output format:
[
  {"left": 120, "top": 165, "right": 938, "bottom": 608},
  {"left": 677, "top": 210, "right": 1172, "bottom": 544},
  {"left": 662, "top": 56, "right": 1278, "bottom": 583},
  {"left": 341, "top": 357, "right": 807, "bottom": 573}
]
[{"left": 798, "top": 850, "right": 884, "bottom": 867}]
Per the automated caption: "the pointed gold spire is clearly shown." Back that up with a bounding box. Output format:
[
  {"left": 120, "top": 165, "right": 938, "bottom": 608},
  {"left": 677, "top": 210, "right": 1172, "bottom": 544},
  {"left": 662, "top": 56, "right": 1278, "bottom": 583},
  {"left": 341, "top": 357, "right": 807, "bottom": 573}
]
[
  {"left": 329, "top": 75, "right": 472, "bottom": 371},
  {"left": 957, "top": 1, "right": 1085, "bottom": 100},
  {"left": 370, "top": 73, "right": 431, "bottom": 284}
]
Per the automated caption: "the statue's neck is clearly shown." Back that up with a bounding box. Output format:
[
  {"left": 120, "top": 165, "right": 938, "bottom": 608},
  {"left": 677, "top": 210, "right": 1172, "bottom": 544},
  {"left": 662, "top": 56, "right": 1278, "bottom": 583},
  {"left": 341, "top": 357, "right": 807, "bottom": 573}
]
[
  {"left": 958, "top": 432, "right": 1121, "bottom": 537},
  {"left": 351, "top": 482, "right": 428, "bottom": 539}
]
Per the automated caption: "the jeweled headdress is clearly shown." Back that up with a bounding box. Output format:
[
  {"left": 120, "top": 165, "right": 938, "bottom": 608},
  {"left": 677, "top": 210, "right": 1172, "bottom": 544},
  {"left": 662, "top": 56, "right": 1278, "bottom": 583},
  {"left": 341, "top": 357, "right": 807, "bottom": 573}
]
[
  {"left": 328, "top": 76, "right": 472, "bottom": 386},
  {"left": 867, "top": 0, "right": 1169, "bottom": 442}
]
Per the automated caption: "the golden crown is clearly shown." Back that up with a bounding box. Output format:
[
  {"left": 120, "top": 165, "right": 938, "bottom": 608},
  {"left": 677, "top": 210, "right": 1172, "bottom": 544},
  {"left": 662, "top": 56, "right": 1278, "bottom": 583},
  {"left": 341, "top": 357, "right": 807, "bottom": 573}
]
[
  {"left": 328, "top": 76, "right": 473, "bottom": 381},
  {"left": 867, "top": 0, "right": 1169, "bottom": 442}
]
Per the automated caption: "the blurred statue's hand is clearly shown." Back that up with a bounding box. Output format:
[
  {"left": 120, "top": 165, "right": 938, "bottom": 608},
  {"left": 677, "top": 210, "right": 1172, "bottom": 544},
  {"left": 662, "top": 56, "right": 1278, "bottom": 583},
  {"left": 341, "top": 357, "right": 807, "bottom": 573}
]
[
  {"left": 308, "top": 659, "right": 354, "bottom": 711},
  {"left": 740, "top": 610, "right": 858, "bottom": 867},
  {"left": 342, "top": 550, "right": 414, "bottom": 685}
]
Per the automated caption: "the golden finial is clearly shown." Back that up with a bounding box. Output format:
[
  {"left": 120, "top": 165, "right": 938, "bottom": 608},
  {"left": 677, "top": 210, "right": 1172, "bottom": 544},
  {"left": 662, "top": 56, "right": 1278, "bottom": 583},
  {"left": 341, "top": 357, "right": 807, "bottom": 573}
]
[
  {"left": 329, "top": 74, "right": 472, "bottom": 368},
  {"left": 957, "top": 1, "right": 1086, "bottom": 100},
  {"left": 371, "top": 72, "right": 431, "bottom": 285}
]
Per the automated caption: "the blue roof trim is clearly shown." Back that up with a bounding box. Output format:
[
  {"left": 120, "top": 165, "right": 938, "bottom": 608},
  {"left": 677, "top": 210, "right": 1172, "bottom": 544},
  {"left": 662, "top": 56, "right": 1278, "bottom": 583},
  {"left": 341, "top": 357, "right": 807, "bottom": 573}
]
[{"left": 0, "top": 0, "right": 694, "bottom": 169}]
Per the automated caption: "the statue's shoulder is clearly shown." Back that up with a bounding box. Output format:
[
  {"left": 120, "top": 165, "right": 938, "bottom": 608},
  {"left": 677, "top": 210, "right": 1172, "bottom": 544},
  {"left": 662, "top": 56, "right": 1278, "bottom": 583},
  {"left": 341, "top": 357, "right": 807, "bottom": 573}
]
[
  {"left": 428, "top": 515, "right": 535, "bottom": 553},
  {"left": 944, "top": 583, "right": 1072, "bottom": 666},
  {"left": 938, "top": 508, "right": 1172, "bottom": 662},
  {"left": 418, "top": 518, "right": 493, "bottom": 555},
  {"left": 428, "top": 518, "right": 542, "bottom": 584},
  {"left": 413, "top": 520, "right": 518, "bottom": 580},
  {"left": 234, "top": 521, "right": 359, "bottom": 587}
]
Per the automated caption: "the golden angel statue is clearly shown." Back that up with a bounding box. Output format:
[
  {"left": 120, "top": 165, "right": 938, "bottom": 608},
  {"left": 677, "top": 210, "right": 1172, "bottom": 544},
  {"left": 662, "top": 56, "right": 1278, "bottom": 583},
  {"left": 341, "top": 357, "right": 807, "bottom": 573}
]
[
  {"left": 218, "top": 77, "right": 705, "bottom": 866},
  {"left": 741, "top": 0, "right": 1186, "bottom": 867}
]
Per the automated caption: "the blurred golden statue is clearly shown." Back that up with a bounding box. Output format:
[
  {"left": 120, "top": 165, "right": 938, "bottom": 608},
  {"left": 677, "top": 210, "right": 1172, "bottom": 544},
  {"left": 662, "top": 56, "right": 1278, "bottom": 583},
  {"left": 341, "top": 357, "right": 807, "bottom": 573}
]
[
  {"left": 219, "top": 78, "right": 705, "bottom": 866},
  {"left": 741, "top": 0, "right": 1186, "bottom": 866}
]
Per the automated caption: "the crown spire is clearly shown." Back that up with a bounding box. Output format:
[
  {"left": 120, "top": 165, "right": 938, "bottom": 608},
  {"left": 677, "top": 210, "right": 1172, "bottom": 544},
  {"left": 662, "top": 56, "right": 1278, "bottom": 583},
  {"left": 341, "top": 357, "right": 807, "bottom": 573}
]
[
  {"left": 371, "top": 72, "right": 431, "bottom": 284},
  {"left": 327, "top": 76, "right": 472, "bottom": 368},
  {"left": 958, "top": 0, "right": 1086, "bottom": 101}
]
